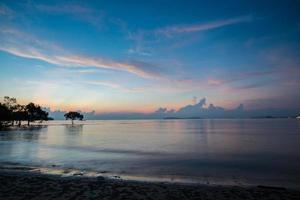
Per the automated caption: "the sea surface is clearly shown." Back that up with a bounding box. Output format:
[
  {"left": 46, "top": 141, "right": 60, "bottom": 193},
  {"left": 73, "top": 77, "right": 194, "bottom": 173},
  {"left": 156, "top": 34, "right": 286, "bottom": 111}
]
[{"left": 1, "top": 119, "right": 300, "bottom": 187}]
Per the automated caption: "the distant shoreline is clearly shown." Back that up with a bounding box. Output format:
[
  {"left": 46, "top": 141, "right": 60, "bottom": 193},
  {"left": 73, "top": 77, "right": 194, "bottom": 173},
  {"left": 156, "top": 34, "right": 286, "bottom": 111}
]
[
  {"left": 0, "top": 118, "right": 299, "bottom": 130},
  {"left": 15, "top": 117, "right": 300, "bottom": 122}
]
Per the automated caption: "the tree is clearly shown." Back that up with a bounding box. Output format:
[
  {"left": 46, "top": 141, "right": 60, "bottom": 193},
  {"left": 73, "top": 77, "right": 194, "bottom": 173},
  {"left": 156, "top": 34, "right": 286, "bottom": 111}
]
[
  {"left": 37, "top": 108, "right": 49, "bottom": 122},
  {"left": 0, "top": 97, "right": 50, "bottom": 128},
  {"left": 26, "top": 103, "right": 36, "bottom": 126},
  {"left": 25, "top": 103, "right": 49, "bottom": 126},
  {"left": 0, "top": 103, "right": 11, "bottom": 128},
  {"left": 4, "top": 96, "right": 17, "bottom": 109},
  {"left": 3, "top": 96, "right": 17, "bottom": 125},
  {"left": 13, "top": 104, "right": 27, "bottom": 126},
  {"left": 64, "top": 111, "right": 84, "bottom": 125}
]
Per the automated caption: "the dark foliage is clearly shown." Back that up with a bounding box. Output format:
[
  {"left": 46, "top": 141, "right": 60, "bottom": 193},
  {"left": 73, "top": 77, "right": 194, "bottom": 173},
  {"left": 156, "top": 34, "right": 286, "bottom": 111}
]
[
  {"left": 64, "top": 111, "right": 84, "bottom": 124},
  {"left": 0, "top": 96, "right": 50, "bottom": 128}
]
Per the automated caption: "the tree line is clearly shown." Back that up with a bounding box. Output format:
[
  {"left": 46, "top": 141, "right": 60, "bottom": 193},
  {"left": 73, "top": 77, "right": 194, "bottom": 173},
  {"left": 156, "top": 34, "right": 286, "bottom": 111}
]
[{"left": 0, "top": 96, "right": 51, "bottom": 128}]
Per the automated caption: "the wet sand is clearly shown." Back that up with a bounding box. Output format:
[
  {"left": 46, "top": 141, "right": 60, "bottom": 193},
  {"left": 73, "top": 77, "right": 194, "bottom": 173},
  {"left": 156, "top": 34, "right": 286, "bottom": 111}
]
[{"left": 1, "top": 169, "right": 300, "bottom": 200}]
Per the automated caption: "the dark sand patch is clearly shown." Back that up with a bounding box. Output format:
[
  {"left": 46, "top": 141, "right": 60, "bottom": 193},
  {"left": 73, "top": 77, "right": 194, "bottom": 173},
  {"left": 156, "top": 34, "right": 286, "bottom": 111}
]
[{"left": 0, "top": 170, "right": 300, "bottom": 200}]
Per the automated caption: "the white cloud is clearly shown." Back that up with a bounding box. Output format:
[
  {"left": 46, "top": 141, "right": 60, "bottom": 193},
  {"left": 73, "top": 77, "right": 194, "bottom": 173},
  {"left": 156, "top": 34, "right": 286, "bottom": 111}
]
[{"left": 155, "top": 15, "right": 253, "bottom": 36}]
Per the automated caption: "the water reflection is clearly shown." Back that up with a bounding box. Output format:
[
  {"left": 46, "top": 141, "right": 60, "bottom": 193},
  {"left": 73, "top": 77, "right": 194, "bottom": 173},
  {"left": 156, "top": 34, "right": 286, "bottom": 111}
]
[
  {"left": 0, "top": 126, "right": 46, "bottom": 141},
  {"left": 0, "top": 119, "right": 300, "bottom": 187},
  {"left": 64, "top": 125, "right": 83, "bottom": 135}
]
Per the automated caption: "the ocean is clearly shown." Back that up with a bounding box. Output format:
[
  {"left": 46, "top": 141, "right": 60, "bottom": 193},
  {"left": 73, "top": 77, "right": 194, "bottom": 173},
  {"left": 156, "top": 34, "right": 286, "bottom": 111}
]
[{"left": 1, "top": 119, "right": 300, "bottom": 187}]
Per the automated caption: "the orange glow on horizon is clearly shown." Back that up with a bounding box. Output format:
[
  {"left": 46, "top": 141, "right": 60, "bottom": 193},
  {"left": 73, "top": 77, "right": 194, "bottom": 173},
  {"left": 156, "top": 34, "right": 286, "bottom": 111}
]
[{"left": 15, "top": 96, "right": 244, "bottom": 114}]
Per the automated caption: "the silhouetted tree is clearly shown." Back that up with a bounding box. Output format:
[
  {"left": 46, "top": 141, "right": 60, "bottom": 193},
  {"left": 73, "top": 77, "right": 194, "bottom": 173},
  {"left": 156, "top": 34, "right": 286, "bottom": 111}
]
[
  {"left": 3, "top": 96, "right": 17, "bottom": 109},
  {"left": 0, "top": 97, "right": 50, "bottom": 128},
  {"left": 0, "top": 103, "right": 11, "bottom": 128},
  {"left": 64, "top": 111, "right": 84, "bottom": 125},
  {"left": 26, "top": 103, "right": 36, "bottom": 126},
  {"left": 3, "top": 96, "right": 17, "bottom": 125},
  {"left": 25, "top": 103, "right": 49, "bottom": 126},
  {"left": 13, "top": 104, "right": 27, "bottom": 126},
  {"left": 37, "top": 108, "right": 49, "bottom": 122}
]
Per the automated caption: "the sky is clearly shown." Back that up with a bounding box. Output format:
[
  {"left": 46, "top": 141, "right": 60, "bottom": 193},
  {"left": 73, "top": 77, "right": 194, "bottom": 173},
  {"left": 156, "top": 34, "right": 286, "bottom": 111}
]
[{"left": 0, "top": 0, "right": 300, "bottom": 116}]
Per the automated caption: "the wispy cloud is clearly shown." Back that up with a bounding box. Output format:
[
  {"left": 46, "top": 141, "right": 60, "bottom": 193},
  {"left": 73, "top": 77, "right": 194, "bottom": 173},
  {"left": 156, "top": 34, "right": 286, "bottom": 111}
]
[
  {"left": 57, "top": 55, "right": 162, "bottom": 78},
  {"left": 0, "top": 27, "right": 280, "bottom": 94},
  {"left": 4, "top": 46, "right": 60, "bottom": 67},
  {"left": 155, "top": 15, "right": 253, "bottom": 36},
  {"left": 0, "top": 46, "right": 161, "bottom": 78},
  {"left": 127, "top": 15, "right": 253, "bottom": 54},
  {"left": 0, "top": 28, "right": 162, "bottom": 79}
]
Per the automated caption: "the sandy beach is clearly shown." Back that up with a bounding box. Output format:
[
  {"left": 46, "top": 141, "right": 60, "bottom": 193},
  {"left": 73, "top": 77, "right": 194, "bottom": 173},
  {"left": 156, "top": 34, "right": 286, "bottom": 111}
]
[{"left": 1, "top": 168, "right": 300, "bottom": 200}]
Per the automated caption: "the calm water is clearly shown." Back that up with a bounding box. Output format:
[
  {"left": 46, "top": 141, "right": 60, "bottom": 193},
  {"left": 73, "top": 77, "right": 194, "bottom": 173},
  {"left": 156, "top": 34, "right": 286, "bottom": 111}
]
[{"left": 1, "top": 119, "right": 300, "bottom": 187}]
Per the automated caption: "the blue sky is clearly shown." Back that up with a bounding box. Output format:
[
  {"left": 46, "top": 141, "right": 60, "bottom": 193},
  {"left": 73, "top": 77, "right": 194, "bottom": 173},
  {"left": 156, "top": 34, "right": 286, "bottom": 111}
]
[{"left": 0, "top": 0, "right": 299, "bottom": 113}]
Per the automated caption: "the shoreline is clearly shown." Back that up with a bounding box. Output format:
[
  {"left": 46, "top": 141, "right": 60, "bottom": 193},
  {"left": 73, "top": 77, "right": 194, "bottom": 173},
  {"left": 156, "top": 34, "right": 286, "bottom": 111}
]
[
  {"left": 2, "top": 162, "right": 298, "bottom": 190},
  {"left": 2, "top": 118, "right": 299, "bottom": 128},
  {"left": 0, "top": 163, "right": 242, "bottom": 186},
  {"left": 1, "top": 168, "right": 300, "bottom": 200}
]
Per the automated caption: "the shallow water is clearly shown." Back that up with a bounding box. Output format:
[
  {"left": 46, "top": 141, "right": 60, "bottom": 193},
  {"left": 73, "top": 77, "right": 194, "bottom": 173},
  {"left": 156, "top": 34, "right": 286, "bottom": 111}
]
[{"left": 1, "top": 119, "right": 300, "bottom": 187}]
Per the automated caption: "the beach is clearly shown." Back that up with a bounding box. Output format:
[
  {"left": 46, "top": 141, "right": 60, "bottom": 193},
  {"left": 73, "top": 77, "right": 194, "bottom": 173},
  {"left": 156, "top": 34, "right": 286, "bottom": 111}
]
[{"left": 1, "top": 168, "right": 300, "bottom": 200}]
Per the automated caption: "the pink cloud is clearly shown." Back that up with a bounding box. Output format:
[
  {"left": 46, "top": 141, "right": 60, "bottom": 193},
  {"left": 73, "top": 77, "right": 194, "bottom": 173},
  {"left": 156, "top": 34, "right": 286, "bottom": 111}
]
[{"left": 0, "top": 28, "right": 162, "bottom": 79}]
